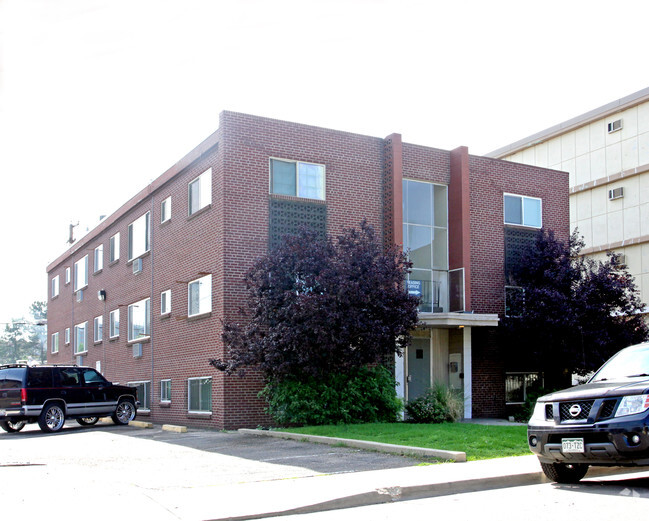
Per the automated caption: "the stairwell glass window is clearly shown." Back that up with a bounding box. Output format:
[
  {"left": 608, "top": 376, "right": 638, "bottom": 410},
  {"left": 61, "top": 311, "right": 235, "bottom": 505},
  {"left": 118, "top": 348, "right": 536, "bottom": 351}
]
[
  {"left": 74, "top": 255, "right": 88, "bottom": 292},
  {"left": 109, "top": 309, "right": 119, "bottom": 338},
  {"left": 74, "top": 321, "right": 87, "bottom": 354},
  {"left": 51, "top": 275, "right": 60, "bottom": 298},
  {"left": 51, "top": 332, "right": 59, "bottom": 354},
  {"left": 270, "top": 159, "right": 325, "bottom": 200},
  {"left": 161, "top": 379, "right": 171, "bottom": 403},
  {"left": 94, "top": 244, "right": 103, "bottom": 272},
  {"left": 161, "top": 196, "right": 171, "bottom": 223},
  {"left": 109, "top": 233, "right": 120, "bottom": 263},
  {"left": 188, "top": 377, "right": 212, "bottom": 413},
  {"left": 188, "top": 169, "right": 212, "bottom": 216},
  {"left": 504, "top": 194, "right": 542, "bottom": 228},
  {"left": 161, "top": 290, "right": 171, "bottom": 315},
  {"left": 188, "top": 274, "right": 212, "bottom": 317},
  {"left": 128, "top": 298, "right": 150, "bottom": 341},
  {"left": 128, "top": 212, "right": 150, "bottom": 261},
  {"left": 94, "top": 316, "right": 103, "bottom": 342}
]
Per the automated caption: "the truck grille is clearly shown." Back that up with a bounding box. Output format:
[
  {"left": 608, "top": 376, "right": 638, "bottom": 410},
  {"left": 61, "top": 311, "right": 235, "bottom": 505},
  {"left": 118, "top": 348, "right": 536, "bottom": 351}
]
[{"left": 559, "top": 401, "right": 593, "bottom": 421}]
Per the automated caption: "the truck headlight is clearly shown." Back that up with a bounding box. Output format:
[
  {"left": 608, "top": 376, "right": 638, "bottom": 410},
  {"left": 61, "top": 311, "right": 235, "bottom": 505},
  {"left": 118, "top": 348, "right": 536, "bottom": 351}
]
[{"left": 615, "top": 395, "right": 649, "bottom": 417}]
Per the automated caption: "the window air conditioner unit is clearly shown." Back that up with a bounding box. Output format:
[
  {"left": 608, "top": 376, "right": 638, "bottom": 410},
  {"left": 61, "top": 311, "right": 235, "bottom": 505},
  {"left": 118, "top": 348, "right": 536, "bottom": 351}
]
[
  {"left": 608, "top": 187, "right": 624, "bottom": 200},
  {"left": 133, "top": 343, "right": 143, "bottom": 358},
  {"left": 133, "top": 258, "right": 143, "bottom": 274},
  {"left": 612, "top": 253, "right": 627, "bottom": 267},
  {"left": 607, "top": 119, "right": 622, "bottom": 133},
  {"left": 76, "top": 289, "right": 83, "bottom": 303}
]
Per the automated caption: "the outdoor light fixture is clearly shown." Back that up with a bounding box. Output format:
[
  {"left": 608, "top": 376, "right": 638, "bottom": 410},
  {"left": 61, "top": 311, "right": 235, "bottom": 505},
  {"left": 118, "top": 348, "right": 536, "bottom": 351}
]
[{"left": 98, "top": 289, "right": 107, "bottom": 301}]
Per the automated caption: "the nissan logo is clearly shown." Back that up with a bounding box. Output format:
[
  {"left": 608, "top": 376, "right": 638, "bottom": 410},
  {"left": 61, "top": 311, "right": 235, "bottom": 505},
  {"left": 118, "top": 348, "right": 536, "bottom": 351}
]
[{"left": 569, "top": 404, "right": 582, "bottom": 417}]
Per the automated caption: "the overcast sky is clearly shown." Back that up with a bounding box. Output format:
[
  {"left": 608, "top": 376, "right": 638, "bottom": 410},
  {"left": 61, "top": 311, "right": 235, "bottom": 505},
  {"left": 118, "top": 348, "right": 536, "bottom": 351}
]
[{"left": 1, "top": 0, "right": 648, "bottom": 325}]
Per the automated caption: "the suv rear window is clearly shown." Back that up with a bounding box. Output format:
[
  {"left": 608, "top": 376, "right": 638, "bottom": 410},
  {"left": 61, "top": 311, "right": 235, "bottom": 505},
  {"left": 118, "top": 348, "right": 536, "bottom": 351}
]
[
  {"left": 27, "top": 367, "right": 53, "bottom": 388},
  {"left": 0, "top": 368, "right": 25, "bottom": 388}
]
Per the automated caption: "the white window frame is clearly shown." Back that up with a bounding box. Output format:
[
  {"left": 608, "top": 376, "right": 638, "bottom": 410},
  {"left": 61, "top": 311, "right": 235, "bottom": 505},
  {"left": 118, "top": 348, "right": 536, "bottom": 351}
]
[
  {"left": 94, "top": 244, "right": 104, "bottom": 273},
  {"left": 74, "top": 255, "right": 89, "bottom": 292},
  {"left": 128, "top": 380, "right": 151, "bottom": 411},
  {"left": 64, "top": 327, "right": 70, "bottom": 345},
  {"left": 269, "top": 158, "right": 326, "bottom": 200},
  {"left": 187, "top": 377, "right": 212, "bottom": 413},
  {"left": 504, "top": 193, "right": 542, "bottom": 229},
  {"left": 74, "top": 321, "right": 88, "bottom": 354},
  {"left": 51, "top": 332, "right": 59, "bottom": 354},
  {"left": 109, "top": 233, "right": 120, "bottom": 263},
  {"left": 188, "top": 274, "right": 212, "bottom": 317},
  {"left": 161, "top": 289, "right": 171, "bottom": 315},
  {"left": 128, "top": 212, "right": 150, "bottom": 261},
  {"left": 128, "top": 298, "right": 150, "bottom": 342},
  {"left": 161, "top": 196, "right": 171, "bottom": 223},
  {"left": 65, "top": 267, "right": 71, "bottom": 285},
  {"left": 188, "top": 168, "right": 212, "bottom": 216},
  {"left": 51, "top": 275, "right": 60, "bottom": 298},
  {"left": 109, "top": 309, "right": 120, "bottom": 338},
  {"left": 160, "top": 379, "right": 171, "bottom": 403},
  {"left": 94, "top": 315, "right": 103, "bottom": 343}
]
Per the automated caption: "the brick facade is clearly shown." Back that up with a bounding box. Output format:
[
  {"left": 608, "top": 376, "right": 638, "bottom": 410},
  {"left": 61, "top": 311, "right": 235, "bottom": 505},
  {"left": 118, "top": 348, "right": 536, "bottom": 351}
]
[{"left": 46, "top": 112, "right": 569, "bottom": 427}]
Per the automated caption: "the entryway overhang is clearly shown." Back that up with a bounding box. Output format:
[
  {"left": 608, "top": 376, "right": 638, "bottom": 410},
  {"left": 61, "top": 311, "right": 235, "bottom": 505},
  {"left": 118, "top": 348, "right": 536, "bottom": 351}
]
[{"left": 417, "top": 312, "right": 499, "bottom": 328}]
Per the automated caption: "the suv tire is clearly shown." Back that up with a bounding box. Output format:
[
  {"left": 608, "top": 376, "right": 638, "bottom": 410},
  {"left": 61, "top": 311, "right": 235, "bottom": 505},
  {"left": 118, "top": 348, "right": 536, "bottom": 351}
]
[
  {"left": 0, "top": 420, "right": 26, "bottom": 433},
  {"left": 540, "top": 462, "right": 588, "bottom": 483},
  {"left": 111, "top": 400, "right": 136, "bottom": 425},
  {"left": 76, "top": 417, "right": 99, "bottom": 426},
  {"left": 38, "top": 403, "right": 66, "bottom": 433}
]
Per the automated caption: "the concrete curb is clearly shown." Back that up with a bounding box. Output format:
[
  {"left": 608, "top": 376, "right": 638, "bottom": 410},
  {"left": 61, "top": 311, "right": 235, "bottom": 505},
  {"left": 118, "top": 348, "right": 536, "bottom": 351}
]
[{"left": 239, "top": 428, "right": 466, "bottom": 462}]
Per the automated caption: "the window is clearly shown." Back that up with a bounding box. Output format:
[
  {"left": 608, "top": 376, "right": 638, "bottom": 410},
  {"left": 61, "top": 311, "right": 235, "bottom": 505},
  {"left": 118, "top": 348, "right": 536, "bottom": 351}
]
[
  {"left": 504, "top": 194, "right": 542, "bottom": 228},
  {"left": 65, "top": 327, "right": 70, "bottom": 345},
  {"left": 270, "top": 159, "right": 325, "bottom": 200},
  {"left": 188, "top": 377, "right": 212, "bottom": 413},
  {"left": 506, "top": 372, "right": 542, "bottom": 404},
  {"left": 129, "top": 381, "right": 151, "bottom": 410},
  {"left": 161, "top": 196, "right": 171, "bottom": 223},
  {"left": 188, "top": 168, "right": 212, "bottom": 216},
  {"left": 65, "top": 267, "right": 71, "bottom": 285},
  {"left": 161, "top": 379, "right": 171, "bottom": 403},
  {"left": 128, "top": 212, "right": 150, "bottom": 261},
  {"left": 188, "top": 274, "right": 212, "bottom": 317},
  {"left": 74, "top": 255, "right": 89, "bottom": 291},
  {"left": 402, "top": 179, "right": 448, "bottom": 313},
  {"left": 51, "top": 275, "right": 60, "bottom": 298},
  {"left": 94, "top": 245, "right": 104, "bottom": 272},
  {"left": 110, "top": 233, "right": 120, "bottom": 263},
  {"left": 161, "top": 290, "right": 171, "bottom": 315},
  {"left": 94, "top": 316, "right": 103, "bottom": 342},
  {"left": 109, "top": 309, "right": 119, "bottom": 338},
  {"left": 74, "top": 322, "right": 87, "bottom": 354},
  {"left": 128, "top": 298, "right": 150, "bottom": 341},
  {"left": 51, "top": 332, "right": 59, "bottom": 354}
]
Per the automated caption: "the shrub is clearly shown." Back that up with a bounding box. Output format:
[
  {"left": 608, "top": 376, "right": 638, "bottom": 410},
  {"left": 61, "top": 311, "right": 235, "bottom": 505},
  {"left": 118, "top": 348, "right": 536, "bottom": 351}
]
[
  {"left": 405, "top": 384, "right": 463, "bottom": 423},
  {"left": 260, "top": 365, "right": 402, "bottom": 426}
]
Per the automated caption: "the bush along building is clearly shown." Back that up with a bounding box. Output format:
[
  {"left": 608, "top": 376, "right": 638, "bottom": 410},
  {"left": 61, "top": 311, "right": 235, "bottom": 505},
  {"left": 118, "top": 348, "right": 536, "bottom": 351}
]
[{"left": 46, "top": 112, "right": 569, "bottom": 429}]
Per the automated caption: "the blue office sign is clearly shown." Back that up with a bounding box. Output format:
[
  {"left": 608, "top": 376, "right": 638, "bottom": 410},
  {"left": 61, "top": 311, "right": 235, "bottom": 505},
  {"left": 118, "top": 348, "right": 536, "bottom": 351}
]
[{"left": 407, "top": 280, "right": 422, "bottom": 297}]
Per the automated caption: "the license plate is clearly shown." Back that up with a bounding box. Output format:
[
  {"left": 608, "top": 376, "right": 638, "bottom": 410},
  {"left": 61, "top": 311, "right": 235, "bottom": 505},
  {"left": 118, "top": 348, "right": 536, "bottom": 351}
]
[{"left": 562, "top": 438, "right": 584, "bottom": 453}]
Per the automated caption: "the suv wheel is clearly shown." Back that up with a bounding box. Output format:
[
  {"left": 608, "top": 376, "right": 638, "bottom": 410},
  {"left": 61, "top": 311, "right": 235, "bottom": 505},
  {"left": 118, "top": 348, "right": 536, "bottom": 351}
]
[
  {"left": 76, "top": 417, "right": 99, "bottom": 426},
  {"left": 38, "top": 403, "right": 66, "bottom": 433},
  {"left": 111, "top": 400, "right": 136, "bottom": 425},
  {"left": 540, "top": 462, "right": 589, "bottom": 483},
  {"left": 0, "top": 420, "right": 26, "bottom": 433}
]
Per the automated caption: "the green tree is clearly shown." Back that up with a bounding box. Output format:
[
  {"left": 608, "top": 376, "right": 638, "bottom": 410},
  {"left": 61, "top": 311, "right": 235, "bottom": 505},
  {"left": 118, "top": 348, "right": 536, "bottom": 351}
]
[{"left": 0, "top": 301, "right": 47, "bottom": 364}]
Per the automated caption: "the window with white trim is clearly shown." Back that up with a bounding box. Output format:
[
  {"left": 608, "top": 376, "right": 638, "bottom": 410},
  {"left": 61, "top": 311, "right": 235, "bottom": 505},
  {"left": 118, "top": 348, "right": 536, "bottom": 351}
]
[
  {"left": 51, "top": 332, "right": 59, "bottom": 354},
  {"left": 270, "top": 158, "right": 325, "bottom": 200},
  {"left": 51, "top": 275, "right": 60, "bottom": 298},
  {"left": 109, "top": 233, "right": 120, "bottom": 263},
  {"left": 188, "top": 377, "right": 212, "bottom": 413},
  {"left": 109, "top": 309, "right": 119, "bottom": 338},
  {"left": 161, "top": 196, "right": 171, "bottom": 223},
  {"left": 128, "top": 212, "right": 150, "bottom": 261},
  {"left": 188, "top": 168, "right": 212, "bottom": 216},
  {"left": 94, "top": 315, "right": 103, "bottom": 342},
  {"left": 128, "top": 381, "right": 151, "bottom": 410},
  {"left": 161, "top": 289, "right": 171, "bottom": 315},
  {"left": 128, "top": 298, "right": 150, "bottom": 341},
  {"left": 504, "top": 194, "right": 542, "bottom": 228},
  {"left": 74, "top": 255, "right": 89, "bottom": 291},
  {"left": 65, "top": 267, "right": 71, "bottom": 285},
  {"left": 94, "top": 244, "right": 104, "bottom": 272},
  {"left": 74, "top": 321, "right": 87, "bottom": 354},
  {"left": 188, "top": 274, "right": 212, "bottom": 317},
  {"left": 161, "top": 379, "right": 171, "bottom": 403},
  {"left": 65, "top": 327, "right": 70, "bottom": 345}
]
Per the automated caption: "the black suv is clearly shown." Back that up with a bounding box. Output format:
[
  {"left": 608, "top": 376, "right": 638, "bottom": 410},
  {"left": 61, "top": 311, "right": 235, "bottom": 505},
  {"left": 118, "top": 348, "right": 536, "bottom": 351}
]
[
  {"left": 0, "top": 364, "right": 138, "bottom": 433},
  {"left": 528, "top": 342, "right": 649, "bottom": 483}
]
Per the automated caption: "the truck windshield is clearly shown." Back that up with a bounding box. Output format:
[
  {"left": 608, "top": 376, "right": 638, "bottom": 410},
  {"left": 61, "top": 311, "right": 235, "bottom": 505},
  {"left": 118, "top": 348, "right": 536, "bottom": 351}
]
[{"left": 590, "top": 343, "right": 649, "bottom": 382}]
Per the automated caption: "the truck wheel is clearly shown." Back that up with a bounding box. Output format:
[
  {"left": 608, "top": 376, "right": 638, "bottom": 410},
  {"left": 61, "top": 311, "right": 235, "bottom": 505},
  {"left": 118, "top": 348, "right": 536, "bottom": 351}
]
[
  {"left": 540, "top": 462, "right": 588, "bottom": 483},
  {"left": 111, "top": 400, "right": 136, "bottom": 425},
  {"left": 0, "top": 420, "right": 26, "bottom": 433},
  {"left": 76, "top": 417, "right": 99, "bottom": 426},
  {"left": 38, "top": 403, "right": 66, "bottom": 433}
]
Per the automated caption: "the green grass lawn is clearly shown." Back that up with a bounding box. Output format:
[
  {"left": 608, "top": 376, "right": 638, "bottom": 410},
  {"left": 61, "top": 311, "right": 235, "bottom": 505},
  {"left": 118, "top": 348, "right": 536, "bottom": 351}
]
[{"left": 282, "top": 423, "right": 530, "bottom": 461}]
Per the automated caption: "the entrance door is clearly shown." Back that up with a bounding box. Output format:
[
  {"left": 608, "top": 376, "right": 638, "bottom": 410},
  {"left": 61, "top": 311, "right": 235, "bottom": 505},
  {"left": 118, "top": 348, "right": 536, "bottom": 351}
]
[{"left": 407, "top": 338, "right": 431, "bottom": 401}]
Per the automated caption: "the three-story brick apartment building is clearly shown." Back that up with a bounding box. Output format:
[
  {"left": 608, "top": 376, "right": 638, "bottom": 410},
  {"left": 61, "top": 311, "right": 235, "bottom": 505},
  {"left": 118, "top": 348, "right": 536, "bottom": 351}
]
[{"left": 46, "top": 112, "right": 569, "bottom": 428}]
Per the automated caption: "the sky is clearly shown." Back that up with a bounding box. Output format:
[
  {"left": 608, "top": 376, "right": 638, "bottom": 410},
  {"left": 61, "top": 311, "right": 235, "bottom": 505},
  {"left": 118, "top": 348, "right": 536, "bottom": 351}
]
[{"left": 1, "top": 0, "right": 649, "bottom": 326}]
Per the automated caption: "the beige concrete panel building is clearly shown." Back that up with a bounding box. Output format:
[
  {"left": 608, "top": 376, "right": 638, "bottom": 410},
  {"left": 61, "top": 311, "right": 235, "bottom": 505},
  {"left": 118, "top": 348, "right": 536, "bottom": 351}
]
[{"left": 488, "top": 88, "right": 649, "bottom": 314}]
